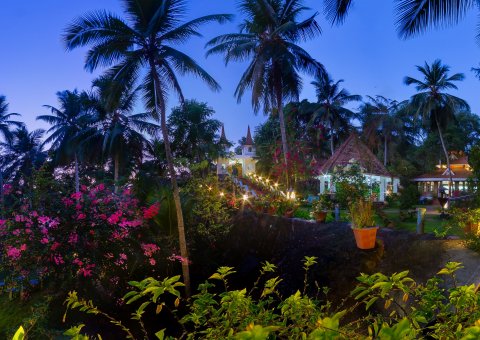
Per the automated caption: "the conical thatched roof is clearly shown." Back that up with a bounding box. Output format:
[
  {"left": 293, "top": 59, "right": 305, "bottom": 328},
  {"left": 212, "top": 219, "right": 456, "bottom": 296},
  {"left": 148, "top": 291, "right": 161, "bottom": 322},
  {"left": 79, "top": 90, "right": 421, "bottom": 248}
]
[{"left": 318, "top": 133, "right": 391, "bottom": 176}]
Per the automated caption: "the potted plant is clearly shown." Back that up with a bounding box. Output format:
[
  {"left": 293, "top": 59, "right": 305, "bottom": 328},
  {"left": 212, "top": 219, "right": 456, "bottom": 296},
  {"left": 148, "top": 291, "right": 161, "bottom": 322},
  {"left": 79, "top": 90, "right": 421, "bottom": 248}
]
[
  {"left": 311, "top": 194, "right": 333, "bottom": 223},
  {"left": 349, "top": 199, "right": 378, "bottom": 250},
  {"left": 277, "top": 198, "right": 298, "bottom": 218}
]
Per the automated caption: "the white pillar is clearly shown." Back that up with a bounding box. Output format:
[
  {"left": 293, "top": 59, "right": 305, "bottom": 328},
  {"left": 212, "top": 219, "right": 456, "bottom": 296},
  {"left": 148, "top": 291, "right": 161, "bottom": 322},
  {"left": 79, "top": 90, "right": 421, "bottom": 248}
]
[
  {"left": 319, "top": 177, "right": 325, "bottom": 194},
  {"left": 380, "top": 177, "right": 386, "bottom": 202},
  {"left": 393, "top": 178, "right": 399, "bottom": 194}
]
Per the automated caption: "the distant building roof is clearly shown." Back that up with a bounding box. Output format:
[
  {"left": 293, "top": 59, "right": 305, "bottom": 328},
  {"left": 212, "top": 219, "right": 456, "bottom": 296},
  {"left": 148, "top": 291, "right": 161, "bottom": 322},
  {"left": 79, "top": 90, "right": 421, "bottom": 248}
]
[
  {"left": 318, "top": 133, "right": 391, "bottom": 177},
  {"left": 414, "top": 151, "right": 473, "bottom": 181},
  {"left": 245, "top": 125, "right": 253, "bottom": 145}
]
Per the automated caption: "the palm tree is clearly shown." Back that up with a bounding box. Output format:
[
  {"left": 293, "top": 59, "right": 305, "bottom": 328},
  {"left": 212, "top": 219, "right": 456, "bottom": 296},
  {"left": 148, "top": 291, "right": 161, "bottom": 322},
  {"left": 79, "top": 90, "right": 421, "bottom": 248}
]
[
  {"left": 207, "top": 0, "right": 325, "bottom": 183},
  {"left": 324, "top": 0, "right": 477, "bottom": 40},
  {"left": 81, "top": 76, "right": 158, "bottom": 193},
  {"left": 310, "top": 73, "right": 361, "bottom": 155},
  {"left": 0, "top": 95, "right": 23, "bottom": 212},
  {"left": 63, "top": 0, "right": 230, "bottom": 295},
  {"left": 360, "top": 96, "right": 404, "bottom": 166},
  {"left": 0, "top": 127, "right": 46, "bottom": 192},
  {"left": 168, "top": 100, "right": 223, "bottom": 164},
  {"left": 404, "top": 59, "right": 469, "bottom": 193},
  {"left": 37, "top": 90, "right": 89, "bottom": 193}
]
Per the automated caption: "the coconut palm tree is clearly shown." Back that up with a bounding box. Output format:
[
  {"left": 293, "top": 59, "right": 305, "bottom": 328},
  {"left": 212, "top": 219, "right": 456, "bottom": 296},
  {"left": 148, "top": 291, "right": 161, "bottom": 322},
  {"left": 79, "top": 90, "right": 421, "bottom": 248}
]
[
  {"left": 37, "top": 90, "right": 89, "bottom": 193},
  {"left": 404, "top": 59, "right": 469, "bottom": 193},
  {"left": 64, "top": 1, "right": 230, "bottom": 294},
  {"left": 310, "top": 73, "right": 361, "bottom": 155},
  {"left": 0, "top": 127, "right": 46, "bottom": 190},
  {"left": 168, "top": 100, "right": 224, "bottom": 164},
  {"left": 80, "top": 76, "right": 158, "bottom": 193},
  {"left": 360, "top": 96, "right": 404, "bottom": 166},
  {"left": 0, "top": 95, "right": 23, "bottom": 212},
  {"left": 324, "top": 0, "right": 477, "bottom": 40},
  {"left": 207, "top": 0, "right": 325, "bottom": 182}
]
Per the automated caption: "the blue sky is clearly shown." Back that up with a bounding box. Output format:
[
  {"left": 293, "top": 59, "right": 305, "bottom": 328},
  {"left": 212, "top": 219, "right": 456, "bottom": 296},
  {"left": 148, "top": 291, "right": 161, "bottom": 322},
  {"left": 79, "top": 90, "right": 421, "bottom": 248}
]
[{"left": 1, "top": 1, "right": 479, "bottom": 144}]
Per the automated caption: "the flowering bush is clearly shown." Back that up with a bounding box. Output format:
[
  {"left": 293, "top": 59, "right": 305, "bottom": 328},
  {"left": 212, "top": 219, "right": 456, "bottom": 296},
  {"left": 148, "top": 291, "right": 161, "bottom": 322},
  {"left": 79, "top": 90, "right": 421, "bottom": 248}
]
[{"left": 0, "top": 184, "right": 165, "bottom": 298}]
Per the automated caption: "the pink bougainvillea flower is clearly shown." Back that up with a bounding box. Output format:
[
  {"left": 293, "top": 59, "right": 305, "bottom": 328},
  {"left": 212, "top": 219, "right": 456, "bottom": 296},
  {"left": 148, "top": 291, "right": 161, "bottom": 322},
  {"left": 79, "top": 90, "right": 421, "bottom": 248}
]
[
  {"left": 77, "top": 213, "right": 86, "bottom": 220},
  {"left": 149, "top": 258, "right": 156, "bottom": 266},
  {"left": 40, "top": 237, "right": 49, "bottom": 244},
  {"left": 50, "top": 242, "right": 61, "bottom": 251},
  {"left": 53, "top": 254, "right": 64, "bottom": 265},
  {"left": 168, "top": 254, "right": 191, "bottom": 265},
  {"left": 143, "top": 202, "right": 160, "bottom": 219},
  {"left": 38, "top": 216, "right": 50, "bottom": 225},
  {"left": 141, "top": 243, "right": 160, "bottom": 257},
  {"left": 71, "top": 192, "right": 82, "bottom": 200},
  {"left": 62, "top": 198, "right": 74, "bottom": 207},
  {"left": 107, "top": 211, "right": 122, "bottom": 225},
  {"left": 6, "top": 246, "right": 22, "bottom": 260}
]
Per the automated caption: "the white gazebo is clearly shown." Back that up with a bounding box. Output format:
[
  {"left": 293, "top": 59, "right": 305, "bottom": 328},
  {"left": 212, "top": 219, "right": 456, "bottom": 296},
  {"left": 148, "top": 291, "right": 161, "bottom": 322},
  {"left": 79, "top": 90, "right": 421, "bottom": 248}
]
[{"left": 316, "top": 134, "right": 399, "bottom": 202}]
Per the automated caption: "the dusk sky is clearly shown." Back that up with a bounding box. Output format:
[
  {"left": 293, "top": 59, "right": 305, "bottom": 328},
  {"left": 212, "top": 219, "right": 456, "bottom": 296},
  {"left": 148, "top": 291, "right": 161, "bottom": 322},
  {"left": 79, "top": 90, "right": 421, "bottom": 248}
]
[{"left": 1, "top": 1, "right": 479, "bottom": 144}]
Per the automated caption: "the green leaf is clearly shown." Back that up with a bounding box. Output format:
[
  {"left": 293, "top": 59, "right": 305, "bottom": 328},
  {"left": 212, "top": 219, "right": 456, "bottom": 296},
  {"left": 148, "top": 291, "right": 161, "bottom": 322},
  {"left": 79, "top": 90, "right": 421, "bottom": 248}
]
[
  {"left": 365, "top": 297, "right": 379, "bottom": 310},
  {"left": 155, "top": 329, "right": 165, "bottom": 340},
  {"left": 12, "top": 327, "right": 24, "bottom": 340}
]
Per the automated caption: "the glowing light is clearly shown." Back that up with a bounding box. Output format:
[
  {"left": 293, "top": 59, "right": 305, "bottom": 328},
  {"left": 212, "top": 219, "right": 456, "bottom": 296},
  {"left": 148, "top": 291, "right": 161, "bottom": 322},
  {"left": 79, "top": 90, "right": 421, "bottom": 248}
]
[
  {"left": 274, "top": 183, "right": 279, "bottom": 187},
  {"left": 207, "top": 186, "right": 212, "bottom": 191},
  {"left": 220, "top": 192, "right": 225, "bottom": 197},
  {"left": 243, "top": 194, "right": 248, "bottom": 201}
]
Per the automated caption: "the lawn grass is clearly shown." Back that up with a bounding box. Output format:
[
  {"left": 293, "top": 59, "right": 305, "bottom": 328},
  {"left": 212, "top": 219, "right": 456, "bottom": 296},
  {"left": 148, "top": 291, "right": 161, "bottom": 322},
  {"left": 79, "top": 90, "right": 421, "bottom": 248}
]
[{"left": 296, "top": 204, "right": 462, "bottom": 236}]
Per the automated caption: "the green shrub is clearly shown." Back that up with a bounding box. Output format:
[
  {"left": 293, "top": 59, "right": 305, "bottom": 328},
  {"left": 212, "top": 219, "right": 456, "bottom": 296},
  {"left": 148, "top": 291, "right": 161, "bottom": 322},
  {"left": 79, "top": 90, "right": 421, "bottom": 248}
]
[
  {"left": 399, "top": 185, "right": 420, "bottom": 210},
  {"left": 64, "top": 259, "right": 480, "bottom": 339},
  {"left": 331, "top": 163, "right": 371, "bottom": 208}
]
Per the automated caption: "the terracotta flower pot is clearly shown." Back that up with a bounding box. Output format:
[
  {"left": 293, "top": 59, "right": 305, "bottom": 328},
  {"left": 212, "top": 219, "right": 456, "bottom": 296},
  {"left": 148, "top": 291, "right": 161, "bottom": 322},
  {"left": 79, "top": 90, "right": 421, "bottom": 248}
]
[
  {"left": 315, "top": 211, "right": 328, "bottom": 223},
  {"left": 352, "top": 226, "right": 378, "bottom": 250}
]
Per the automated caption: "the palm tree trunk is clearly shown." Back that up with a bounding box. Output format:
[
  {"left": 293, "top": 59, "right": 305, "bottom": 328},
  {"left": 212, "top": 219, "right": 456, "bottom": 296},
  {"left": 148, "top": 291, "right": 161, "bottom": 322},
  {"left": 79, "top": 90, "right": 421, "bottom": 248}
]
[
  {"left": 435, "top": 115, "right": 453, "bottom": 195},
  {"left": 150, "top": 60, "right": 191, "bottom": 297},
  {"left": 384, "top": 136, "right": 387, "bottom": 167},
  {"left": 329, "top": 119, "right": 334, "bottom": 156},
  {"left": 276, "top": 89, "right": 289, "bottom": 187},
  {"left": 74, "top": 153, "right": 80, "bottom": 193},
  {"left": 114, "top": 154, "right": 119, "bottom": 194},
  {"left": 0, "top": 170, "right": 4, "bottom": 217}
]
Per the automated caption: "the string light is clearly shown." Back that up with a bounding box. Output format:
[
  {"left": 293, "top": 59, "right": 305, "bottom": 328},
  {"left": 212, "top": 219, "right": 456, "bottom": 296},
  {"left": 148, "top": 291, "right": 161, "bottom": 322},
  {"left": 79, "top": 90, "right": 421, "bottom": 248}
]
[{"left": 220, "top": 192, "right": 224, "bottom": 197}]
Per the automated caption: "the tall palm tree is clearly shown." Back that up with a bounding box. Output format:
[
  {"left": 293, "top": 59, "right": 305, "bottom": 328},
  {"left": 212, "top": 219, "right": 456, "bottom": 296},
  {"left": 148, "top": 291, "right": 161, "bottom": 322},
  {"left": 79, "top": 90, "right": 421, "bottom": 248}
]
[
  {"left": 324, "top": 0, "right": 478, "bottom": 40},
  {"left": 404, "top": 59, "right": 469, "bottom": 193},
  {"left": 168, "top": 100, "right": 223, "bottom": 163},
  {"left": 81, "top": 76, "right": 158, "bottom": 193},
  {"left": 207, "top": 0, "right": 325, "bottom": 183},
  {"left": 0, "top": 127, "right": 46, "bottom": 191},
  {"left": 37, "top": 90, "right": 89, "bottom": 193},
  {"left": 360, "top": 96, "right": 404, "bottom": 166},
  {"left": 0, "top": 95, "right": 23, "bottom": 212},
  {"left": 63, "top": 0, "right": 230, "bottom": 295},
  {"left": 310, "top": 73, "right": 361, "bottom": 155}
]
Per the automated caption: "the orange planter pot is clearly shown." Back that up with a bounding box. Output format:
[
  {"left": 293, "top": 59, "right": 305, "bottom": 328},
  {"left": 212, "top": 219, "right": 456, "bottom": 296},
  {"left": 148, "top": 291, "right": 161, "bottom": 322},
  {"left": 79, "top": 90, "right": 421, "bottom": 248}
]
[{"left": 352, "top": 227, "right": 378, "bottom": 250}]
